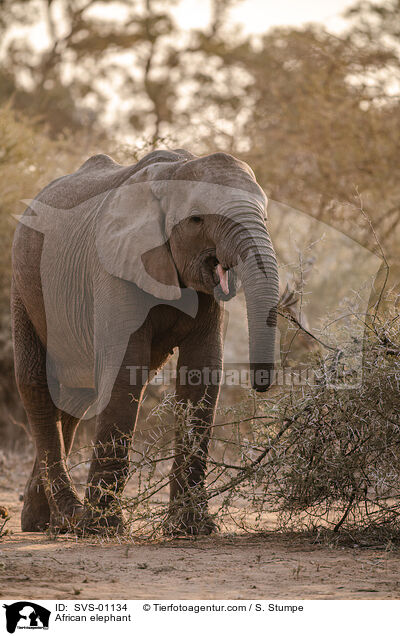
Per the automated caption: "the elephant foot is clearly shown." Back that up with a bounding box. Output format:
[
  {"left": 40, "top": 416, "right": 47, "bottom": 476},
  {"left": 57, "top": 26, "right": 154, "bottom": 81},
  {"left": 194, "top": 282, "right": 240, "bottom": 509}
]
[
  {"left": 21, "top": 470, "right": 83, "bottom": 534},
  {"left": 49, "top": 501, "right": 85, "bottom": 534},
  {"left": 76, "top": 502, "right": 126, "bottom": 536},
  {"left": 163, "top": 506, "right": 218, "bottom": 537},
  {"left": 21, "top": 478, "right": 51, "bottom": 532},
  {"left": 21, "top": 501, "right": 50, "bottom": 532}
]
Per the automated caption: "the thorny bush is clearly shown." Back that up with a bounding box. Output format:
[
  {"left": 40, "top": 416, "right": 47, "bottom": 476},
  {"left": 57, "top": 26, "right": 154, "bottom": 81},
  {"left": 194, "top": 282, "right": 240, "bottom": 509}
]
[{"left": 56, "top": 296, "right": 400, "bottom": 543}]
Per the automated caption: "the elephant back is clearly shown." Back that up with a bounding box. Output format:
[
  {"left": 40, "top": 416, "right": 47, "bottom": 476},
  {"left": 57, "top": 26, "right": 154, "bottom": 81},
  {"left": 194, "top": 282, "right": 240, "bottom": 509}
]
[{"left": 32, "top": 149, "right": 196, "bottom": 211}]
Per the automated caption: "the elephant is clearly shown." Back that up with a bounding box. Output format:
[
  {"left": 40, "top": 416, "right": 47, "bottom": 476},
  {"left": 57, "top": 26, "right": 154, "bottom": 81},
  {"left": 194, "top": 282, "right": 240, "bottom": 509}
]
[{"left": 11, "top": 148, "right": 279, "bottom": 535}]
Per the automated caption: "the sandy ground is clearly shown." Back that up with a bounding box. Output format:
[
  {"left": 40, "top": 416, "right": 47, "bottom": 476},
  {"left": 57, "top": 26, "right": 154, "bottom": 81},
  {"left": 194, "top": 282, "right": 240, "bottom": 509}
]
[{"left": 1, "top": 452, "right": 400, "bottom": 600}]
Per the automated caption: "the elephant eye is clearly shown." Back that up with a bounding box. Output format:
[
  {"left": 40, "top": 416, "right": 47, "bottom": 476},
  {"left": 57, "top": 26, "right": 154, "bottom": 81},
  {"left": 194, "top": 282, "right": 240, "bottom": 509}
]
[{"left": 190, "top": 215, "right": 203, "bottom": 224}]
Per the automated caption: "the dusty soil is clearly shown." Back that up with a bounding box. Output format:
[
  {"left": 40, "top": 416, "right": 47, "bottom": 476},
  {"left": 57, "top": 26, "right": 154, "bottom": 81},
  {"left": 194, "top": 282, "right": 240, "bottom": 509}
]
[{"left": 1, "top": 452, "right": 400, "bottom": 600}]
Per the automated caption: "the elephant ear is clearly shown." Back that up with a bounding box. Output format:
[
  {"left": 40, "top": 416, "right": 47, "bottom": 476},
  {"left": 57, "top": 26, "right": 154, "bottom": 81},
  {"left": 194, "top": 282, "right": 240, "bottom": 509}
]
[{"left": 96, "top": 170, "right": 181, "bottom": 301}]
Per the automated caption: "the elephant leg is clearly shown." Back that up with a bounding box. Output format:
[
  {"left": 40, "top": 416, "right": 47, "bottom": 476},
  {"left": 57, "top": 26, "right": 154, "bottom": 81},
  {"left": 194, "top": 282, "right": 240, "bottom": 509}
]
[
  {"left": 20, "top": 413, "right": 80, "bottom": 532},
  {"left": 84, "top": 339, "right": 149, "bottom": 532},
  {"left": 12, "top": 294, "right": 83, "bottom": 531},
  {"left": 22, "top": 407, "right": 83, "bottom": 532},
  {"left": 166, "top": 303, "right": 223, "bottom": 536},
  {"left": 58, "top": 410, "right": 81, "bottom": 494},
  {"left": 60, "top": 411, "right": 80, "bottom": 456},
  {"left": 166, "top": 395, "right": 218, "bottom": 536},
  {"left": 21, "top": 457, "right": 51, "bottom": 532}
]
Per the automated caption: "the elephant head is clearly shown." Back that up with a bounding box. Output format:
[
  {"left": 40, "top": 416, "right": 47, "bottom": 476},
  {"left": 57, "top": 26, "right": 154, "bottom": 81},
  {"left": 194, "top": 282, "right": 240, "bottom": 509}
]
[{"left": 96, "top": 150, "right": 280, "bottom": 391}]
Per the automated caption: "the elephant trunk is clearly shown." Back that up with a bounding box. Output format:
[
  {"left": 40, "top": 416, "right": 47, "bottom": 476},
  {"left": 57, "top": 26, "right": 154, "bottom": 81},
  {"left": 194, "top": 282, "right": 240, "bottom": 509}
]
[{"left": 218, "top": 215, "right": 279, "bottom": 392}]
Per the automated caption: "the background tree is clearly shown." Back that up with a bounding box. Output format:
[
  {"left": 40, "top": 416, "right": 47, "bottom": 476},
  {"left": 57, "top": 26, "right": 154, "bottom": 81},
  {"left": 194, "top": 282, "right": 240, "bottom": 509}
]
[{"left": 0, "top": 0, "right": 185, "bottom": 139}]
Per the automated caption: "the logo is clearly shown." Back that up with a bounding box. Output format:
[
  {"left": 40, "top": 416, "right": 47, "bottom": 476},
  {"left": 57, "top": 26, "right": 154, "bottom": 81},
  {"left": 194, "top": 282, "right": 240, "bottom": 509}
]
[{"left": 3, "top": 603, "right": 50, "bottom": 633}]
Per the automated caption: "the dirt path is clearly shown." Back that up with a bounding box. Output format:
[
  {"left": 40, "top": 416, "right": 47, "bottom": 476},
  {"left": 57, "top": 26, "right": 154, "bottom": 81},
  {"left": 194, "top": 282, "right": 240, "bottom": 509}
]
[{"left": 1, "top": 486, "right": 400, "bottom": 600}]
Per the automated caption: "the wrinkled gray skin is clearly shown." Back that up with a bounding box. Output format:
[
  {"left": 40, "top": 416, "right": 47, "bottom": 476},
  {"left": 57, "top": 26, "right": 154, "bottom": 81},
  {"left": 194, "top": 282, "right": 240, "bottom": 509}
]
[{"left": 11, "top": 149, "right": 279, "bottom": 535}]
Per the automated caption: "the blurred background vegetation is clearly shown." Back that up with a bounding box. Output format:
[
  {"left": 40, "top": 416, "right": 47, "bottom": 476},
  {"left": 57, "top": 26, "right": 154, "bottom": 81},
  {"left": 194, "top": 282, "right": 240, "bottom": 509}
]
[{"left": 1, "top": 0, "right": 400, "bottom": 534}]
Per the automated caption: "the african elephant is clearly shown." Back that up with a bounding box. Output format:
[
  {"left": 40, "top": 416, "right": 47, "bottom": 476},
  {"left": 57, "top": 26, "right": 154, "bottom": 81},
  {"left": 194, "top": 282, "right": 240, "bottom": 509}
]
[{"left": 11, "top": 149, "right": 279, "bottom": 535}]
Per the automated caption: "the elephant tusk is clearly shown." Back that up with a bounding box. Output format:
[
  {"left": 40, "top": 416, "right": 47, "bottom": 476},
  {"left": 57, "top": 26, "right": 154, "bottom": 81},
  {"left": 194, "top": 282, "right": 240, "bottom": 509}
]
[{"left": 216, "top": 263, "right": 229, "bottom": 295}]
